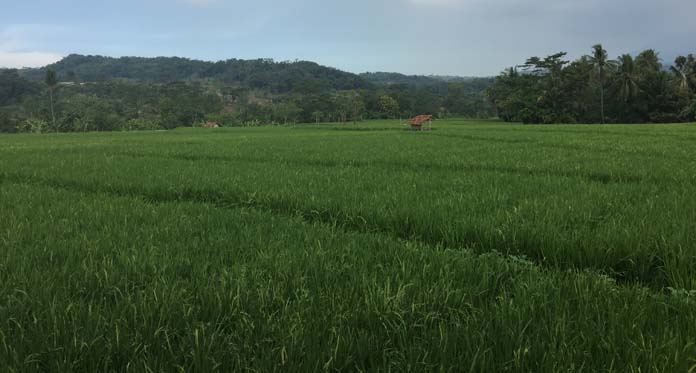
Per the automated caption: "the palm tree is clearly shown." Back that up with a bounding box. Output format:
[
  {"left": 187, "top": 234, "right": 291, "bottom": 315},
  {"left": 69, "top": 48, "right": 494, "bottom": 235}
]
[
  {"left": 671, "top": 55, "right": 694, "bottom": 94},
  {"left": 613, "top": 54, "right": 640, "bottom": 102},
  {"left": 44, "top": 69, "right": 58, "bottom": 129},
  {"left": 586, "top": 44, "right": 616, "bottom": 123},
  {"left": 635, "top": 49, "right": 662, "bottom": 72}
]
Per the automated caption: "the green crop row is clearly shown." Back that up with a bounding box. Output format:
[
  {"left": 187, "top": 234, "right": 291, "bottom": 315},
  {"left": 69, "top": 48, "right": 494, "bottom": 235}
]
[
  {"left": 2, "top": 120, "right": 695, "bottom": 289},
  {"left": 1, "top": 182, "right": 695, "bottom": 371}
]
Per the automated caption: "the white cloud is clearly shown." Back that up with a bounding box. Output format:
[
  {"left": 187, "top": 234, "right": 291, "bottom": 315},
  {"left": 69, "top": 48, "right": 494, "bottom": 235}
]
[
  {"left": 410, "top": 0, "right": 463, "bottom": 4},
  {"left": 0, "top": 51, "right": 62, "bottom": 68},
  {"left": 408, "top": 0, "right": 473, "bottom": 8},
  {"left": 178, "top": 0, "right": 219, "bottom": 6},
  {"left": 0, "top": 24, "right": 64, "bottom": 68}
]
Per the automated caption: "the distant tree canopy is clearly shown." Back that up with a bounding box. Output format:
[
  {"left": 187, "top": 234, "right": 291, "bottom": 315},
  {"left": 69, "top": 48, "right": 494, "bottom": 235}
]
[
  {"left": 487, "top": 45, "right": 696, "bottom": 124},
  {"left": 0, "top": 69, "right": 40, "bottom": 106},
  {"left": 1, "top": 54, "right": 495, "bottom": 133}
]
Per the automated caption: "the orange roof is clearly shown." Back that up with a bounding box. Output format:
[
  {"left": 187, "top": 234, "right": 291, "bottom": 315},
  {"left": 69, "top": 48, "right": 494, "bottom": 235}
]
[{"left": 408, "top": 115, "right": 433, "bottom": 126}]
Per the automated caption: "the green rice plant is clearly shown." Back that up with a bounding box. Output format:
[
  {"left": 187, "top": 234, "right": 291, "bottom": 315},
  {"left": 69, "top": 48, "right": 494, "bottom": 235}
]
[
  {"left": 1, "top": 183, "right": 696, "bottom": 371},
  {"left": 2, "top": 119, "right": 695, "bottom": 289}
]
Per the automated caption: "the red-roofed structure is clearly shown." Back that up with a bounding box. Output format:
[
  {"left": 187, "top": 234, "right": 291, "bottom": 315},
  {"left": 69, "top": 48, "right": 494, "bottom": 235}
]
[
  {"left": 408, "top": 115, "right": 433, "bottom": 131},
  {"left": 202, "top": 121, "right": 220, "bottom": 128}
]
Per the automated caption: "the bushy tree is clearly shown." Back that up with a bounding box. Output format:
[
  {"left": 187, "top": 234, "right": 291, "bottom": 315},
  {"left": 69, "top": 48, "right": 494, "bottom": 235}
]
[
  {"left": 17, "top": 118, "right": 50, "bottom": 133},
  {"left": 377, "top": 95, "right": 400, "bottom": 119},
  {"left": 273, "top": 102, "right": 302, "bottom": 124}
]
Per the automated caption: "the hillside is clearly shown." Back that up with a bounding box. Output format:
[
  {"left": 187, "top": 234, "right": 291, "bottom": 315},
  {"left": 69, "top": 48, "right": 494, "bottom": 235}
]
[
  {"left": 17, "top": 55, "right": 495, "bottom": 94},
  {"left": 18, "top": 54, "right": 372, "bottom": 94}
]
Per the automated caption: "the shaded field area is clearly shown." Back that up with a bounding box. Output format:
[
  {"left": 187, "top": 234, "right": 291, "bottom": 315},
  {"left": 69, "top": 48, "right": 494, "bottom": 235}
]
[{"left": 1, "top": 119, "right": 696, "bottom": 370}]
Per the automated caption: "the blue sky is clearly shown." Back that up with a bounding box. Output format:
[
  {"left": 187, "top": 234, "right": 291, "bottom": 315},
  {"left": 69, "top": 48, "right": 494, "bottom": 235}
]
[{"left": 1, "top": 0, "right": 695, "bottom": 76}]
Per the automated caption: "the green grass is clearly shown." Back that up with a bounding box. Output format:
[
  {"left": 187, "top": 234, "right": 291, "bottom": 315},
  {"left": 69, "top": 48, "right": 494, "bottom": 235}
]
[{"left": 1, "top": 119, "right": 696, "bottom": 370}]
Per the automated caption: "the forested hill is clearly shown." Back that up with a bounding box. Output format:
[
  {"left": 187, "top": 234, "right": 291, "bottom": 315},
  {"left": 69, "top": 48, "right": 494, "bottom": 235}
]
[
  {"left": 18, "top": 55, "right": 495, "bottom": 94},
  {"left": 18, "top": 54, "right": 372, "bottom": 93}
]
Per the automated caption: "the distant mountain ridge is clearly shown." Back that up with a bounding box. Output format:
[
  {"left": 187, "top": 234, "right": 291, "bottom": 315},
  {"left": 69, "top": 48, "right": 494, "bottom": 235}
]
[
  {"left": 360, "top": 72, "right": 493, "bottom": 87},
  {"left": 15, "top": 54, "right": 492, "bottom": 93},
  {"left": 17, "top": 54, "right": 370, "bottom": 94}
]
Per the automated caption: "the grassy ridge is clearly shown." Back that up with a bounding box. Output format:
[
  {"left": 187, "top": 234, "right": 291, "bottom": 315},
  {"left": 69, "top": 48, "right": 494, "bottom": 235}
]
[
  {"left": 1, "top": 120, "right": 695, "bottom": 289},
  {"left": 2, "top": 183, "right": 696, "bottom": 371}
]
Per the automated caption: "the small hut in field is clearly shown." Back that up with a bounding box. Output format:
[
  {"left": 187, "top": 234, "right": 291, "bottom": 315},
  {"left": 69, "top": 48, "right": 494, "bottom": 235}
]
[
  {"left": 202, "top": 121, "right": 220, "bottom": 128},
  {"left": 408, "top": 115, "right": 433, "bottom": 131}
]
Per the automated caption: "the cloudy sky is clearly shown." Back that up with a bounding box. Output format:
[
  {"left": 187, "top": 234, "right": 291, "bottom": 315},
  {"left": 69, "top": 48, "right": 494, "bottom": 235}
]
[{"left": 1, "top": 0, "right": 694, "bottom": 76}]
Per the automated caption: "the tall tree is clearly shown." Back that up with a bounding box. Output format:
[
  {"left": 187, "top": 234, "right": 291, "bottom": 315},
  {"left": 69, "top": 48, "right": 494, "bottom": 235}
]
[
  {"left": 586, "top": 44, "right": 615, "bottom": 123},
  {"left": 44, "top": 69, "right": 58, "bottom": 129},
  {"left": 634, "top": 50, "right": 680, "bottom": 122},
  {"left": 522, "top": 52, "right": 570, "bottom": 123},
  {"left": 486, "top": 67, "right": 541, "bottom": 123},
  {"left": 613, "top": 54, "right": 640, "bottom": 102},
  {"left": 671, "top": 55, "right": 695, "bottom": 94},
  {"left": 635, "top": 50, "right": 662, "bottom": 72}
]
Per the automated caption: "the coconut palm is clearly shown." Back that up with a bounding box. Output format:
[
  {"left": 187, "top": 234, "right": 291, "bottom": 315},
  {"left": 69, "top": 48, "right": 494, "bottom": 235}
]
[
  {"left": 586, "top": 44, "right": 616, "bottom": 123},
  {"left": 613, "top": 54, "right": 640, "bottom": 102},
  {"left": 635, "top": 49, "right": 662, "bottom": 72},
  {"left": 44, "top": 69, "right": 58, "bottom": 129},
  {"left": 671, "top": 55, "right": 695, "bottom": 94}
]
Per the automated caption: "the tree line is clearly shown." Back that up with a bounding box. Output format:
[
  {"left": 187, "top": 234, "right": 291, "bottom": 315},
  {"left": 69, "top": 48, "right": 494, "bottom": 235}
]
[
  {"left": 487, "top": 44, "right": 696, "bottom": 124},
  {"left": 0, "top": 55, "right": 495, "bottom": 133}
]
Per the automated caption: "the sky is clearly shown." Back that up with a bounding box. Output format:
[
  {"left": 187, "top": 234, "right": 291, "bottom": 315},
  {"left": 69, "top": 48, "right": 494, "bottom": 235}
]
[{"left": 1, "top": 0, "right": 695, "bottom": 76}]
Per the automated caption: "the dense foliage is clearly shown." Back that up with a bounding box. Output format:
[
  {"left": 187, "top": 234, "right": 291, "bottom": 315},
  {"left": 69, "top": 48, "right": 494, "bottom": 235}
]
[
  {"left": 2, "top": 120, "right": 696, "bottom": 370},
  {"left": 0, "top": 55, "right": 494, "bottom": 133},
  {"left": 487, "top": 45, "right": 696, "bottom": 124}
]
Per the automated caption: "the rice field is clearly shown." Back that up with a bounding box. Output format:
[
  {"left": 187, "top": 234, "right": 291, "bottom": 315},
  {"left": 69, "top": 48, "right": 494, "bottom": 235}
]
[{"left": 1, "top": 119, "right": 696, "bottom": 371}]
